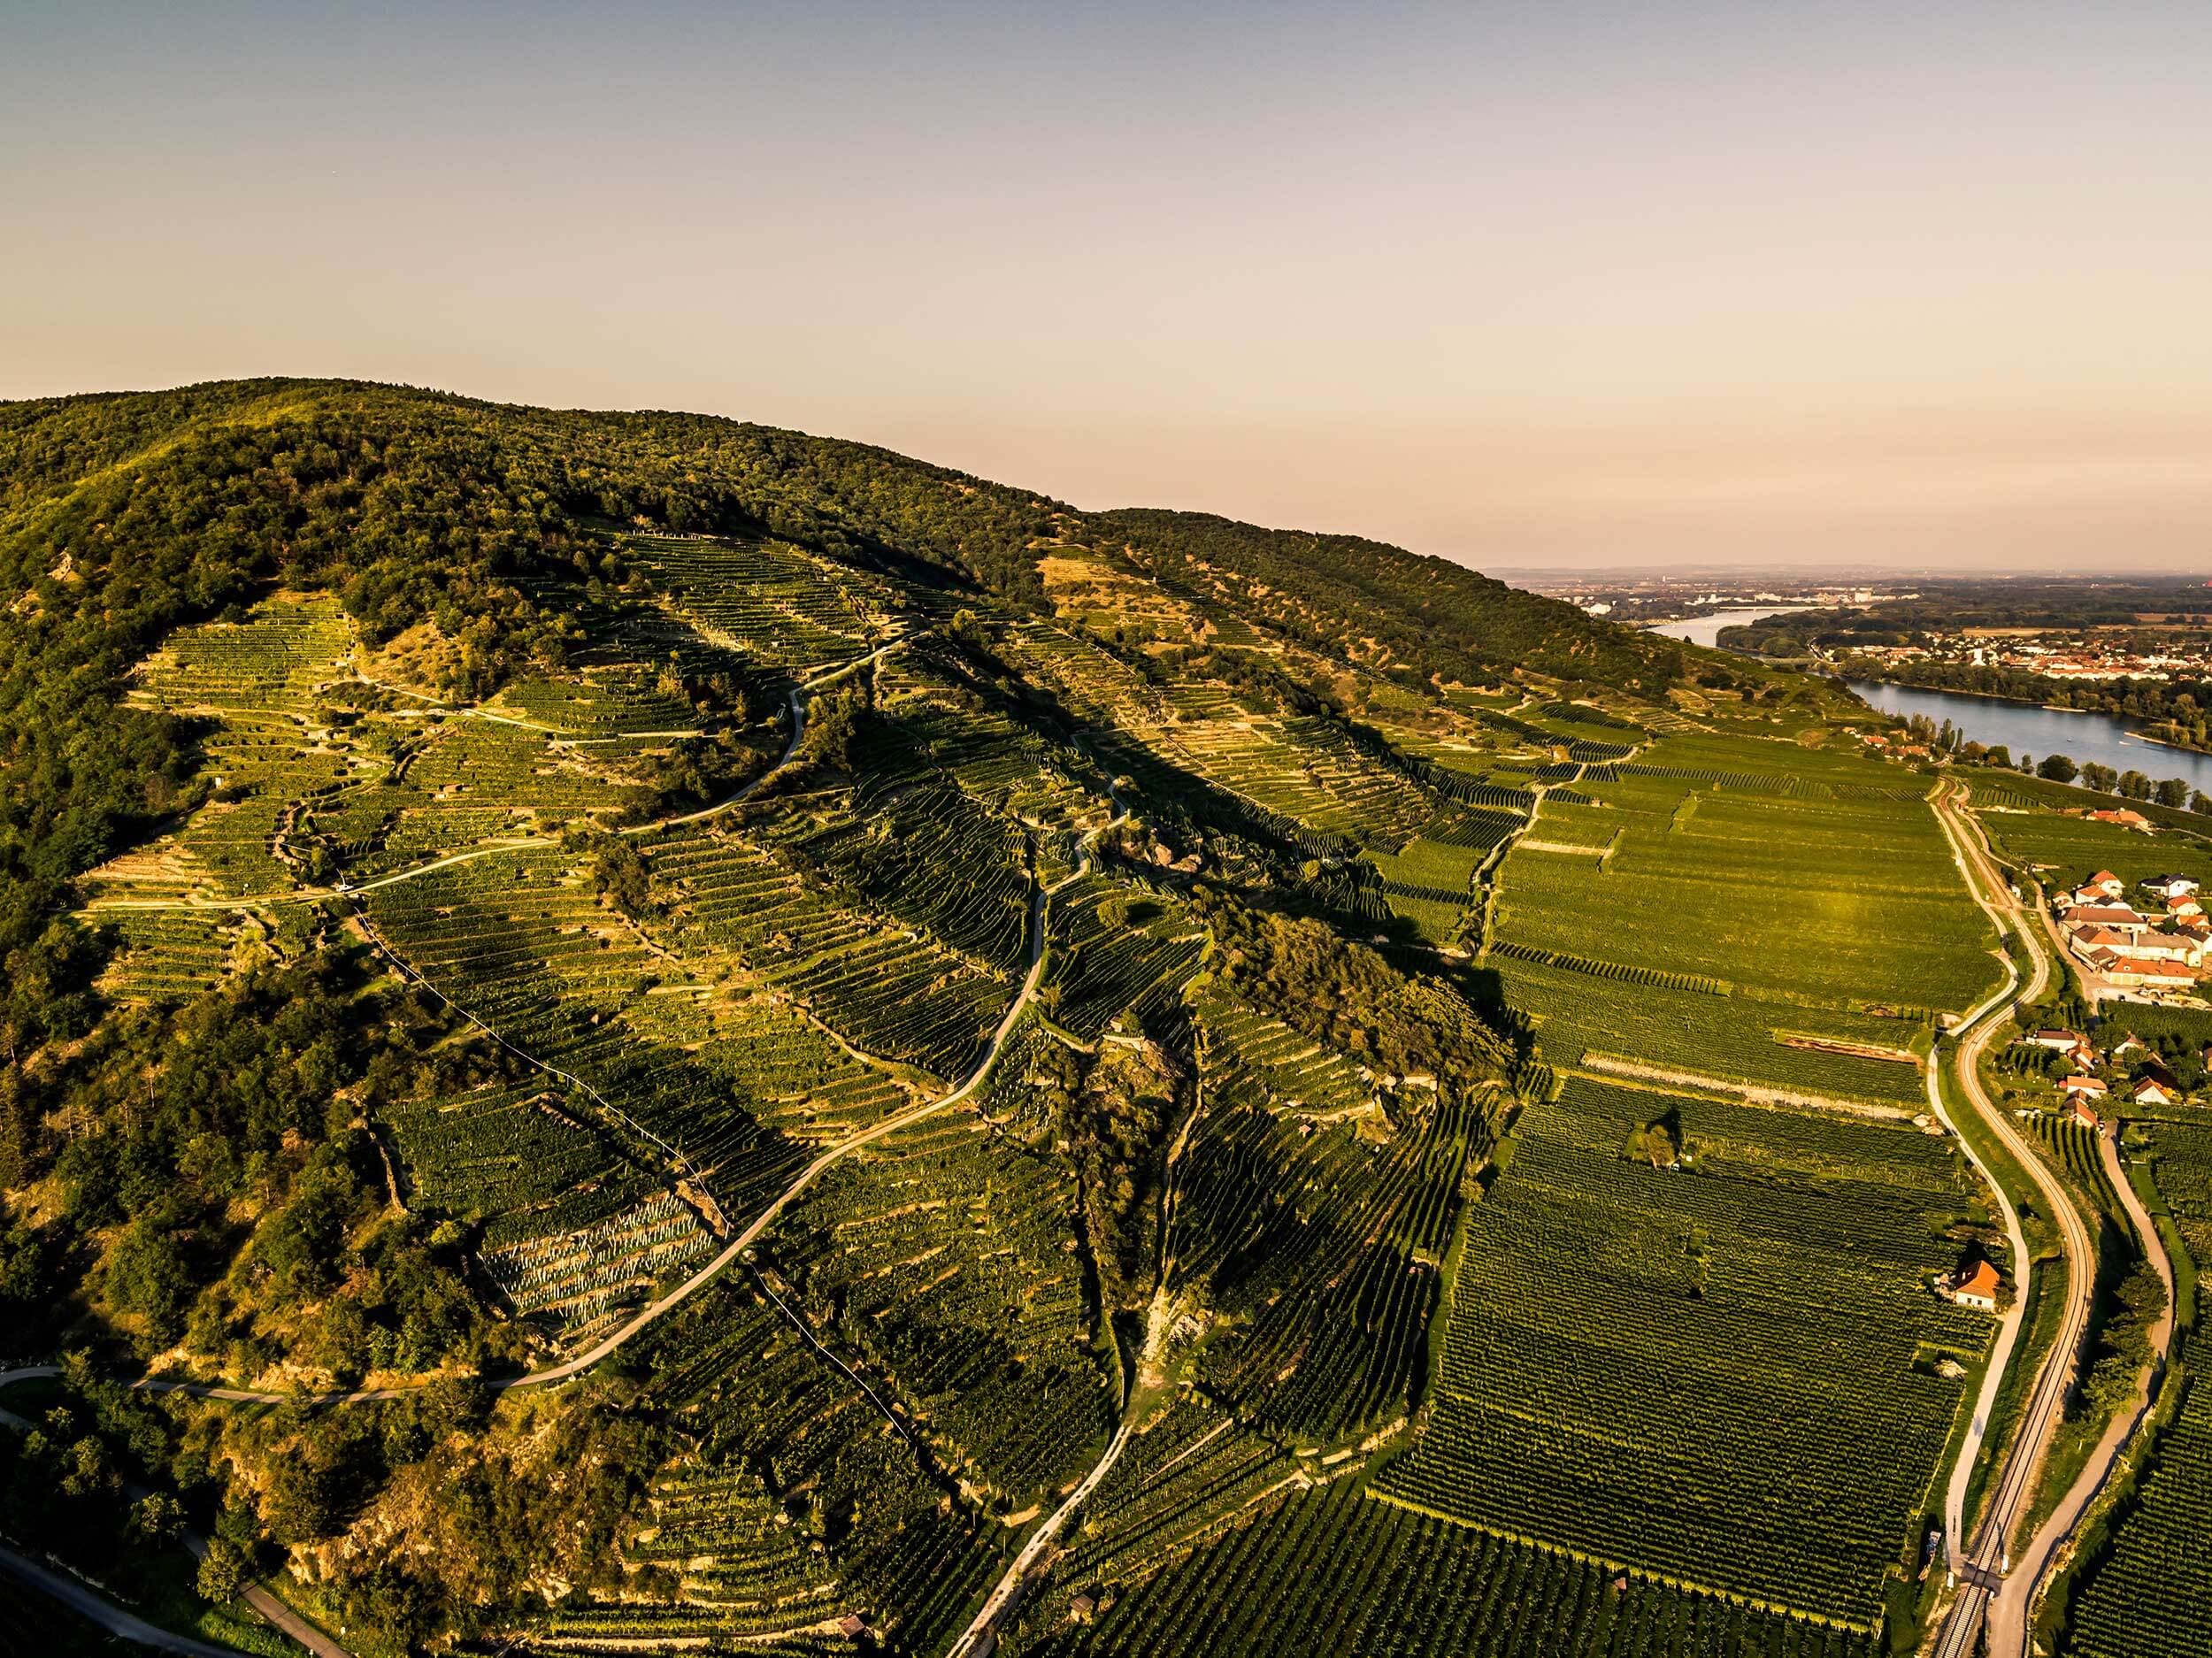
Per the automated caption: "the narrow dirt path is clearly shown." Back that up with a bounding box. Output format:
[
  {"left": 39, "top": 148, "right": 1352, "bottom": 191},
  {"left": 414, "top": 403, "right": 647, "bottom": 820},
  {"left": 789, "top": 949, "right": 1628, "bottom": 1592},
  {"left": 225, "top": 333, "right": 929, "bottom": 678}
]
[
  {"left": 7, "top": 820, "right": 1085, "bottom": 1411},
  {"left": 81, "top": 641, "right": 907, "bottom": 918}
]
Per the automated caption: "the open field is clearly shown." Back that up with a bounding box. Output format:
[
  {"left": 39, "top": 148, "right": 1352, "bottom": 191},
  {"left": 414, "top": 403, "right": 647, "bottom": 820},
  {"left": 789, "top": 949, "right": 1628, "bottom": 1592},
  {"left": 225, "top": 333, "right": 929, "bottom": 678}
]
[
  {"left": 1373, "top": 1076, "right": 1985, "bottom": 1624},
  {"left": 1498, "top": 742, "right": 1994, "bottom": 1010}
]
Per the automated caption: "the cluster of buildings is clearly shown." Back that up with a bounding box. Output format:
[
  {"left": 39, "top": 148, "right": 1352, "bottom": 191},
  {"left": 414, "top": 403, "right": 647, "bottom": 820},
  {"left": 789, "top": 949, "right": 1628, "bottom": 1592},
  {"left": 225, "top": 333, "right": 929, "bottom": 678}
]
[
  {"left": 1846, "top": 636, "right": 2206, "bottom": 683},
  {"left": 2055, "top": 870, "right": 2208, "bottom": 993},
  {"left": 2019, "top": 1025, "right": 2188, "bottom": 1118},
  {"left": 1853, "top": 730, "right": 1934, "bottom": 762}
]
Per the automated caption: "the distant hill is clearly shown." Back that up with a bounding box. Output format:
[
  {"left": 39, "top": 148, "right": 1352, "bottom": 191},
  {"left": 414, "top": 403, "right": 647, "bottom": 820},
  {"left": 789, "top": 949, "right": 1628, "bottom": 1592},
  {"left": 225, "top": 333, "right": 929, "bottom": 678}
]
[{"left": 0, "top": 376, "right": 1684, "bottom": 902}]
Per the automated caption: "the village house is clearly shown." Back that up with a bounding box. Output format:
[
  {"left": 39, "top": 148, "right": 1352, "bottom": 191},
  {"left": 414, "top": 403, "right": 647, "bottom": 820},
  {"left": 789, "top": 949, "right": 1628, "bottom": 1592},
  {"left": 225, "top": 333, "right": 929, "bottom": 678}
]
[
  {"left": 2019, "top": 1031, "right": 2094, "bottom": 1071},
  {"left": 1943, "top": 1260, "right": 2002, "bottom": 1312},
  {"left": 2140, "top": 930, "right": 2207, "bottom": 965},
  {"left": 2069, "top": 925, "right": 2144, "bottom": 958},
  {"left": 2102, "top": 956, "right": 2196, "bottom": 990},
  {"left": 2065, "top": 902, "right": 2148, "bottom": 933},
  {"left": 2068, "top": 1096, "right": 2102, "bottom": 1128},
  {"left": 2087, "top": 870, "right": 2127, "bottom": 897},
  {"left": 2059, "top": 1074, "right": 2109, "bottom": 1101},
  {"left": 2075, "top": 927, "right": 2206, "bottom": 966},
  {"left": 2086, "top": 809, "right": 2153, "bottom": 830},
  {"left": 2146, "top": 874, "right": 2201, "bottom": 902},
  {"left": 2131, "top": 1075, "right": 2178, "bottom": 1108}
]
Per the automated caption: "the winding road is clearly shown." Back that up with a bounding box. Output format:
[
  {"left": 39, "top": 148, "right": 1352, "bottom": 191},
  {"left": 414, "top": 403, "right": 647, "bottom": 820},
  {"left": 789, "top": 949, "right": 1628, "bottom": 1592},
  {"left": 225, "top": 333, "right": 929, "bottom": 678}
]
[
  {"left": 1926, "top": 780, "right": 2174, "bottom": 1658},
  {"left": 0, "top": 1543, "right": 253, "bottom": 1657}
]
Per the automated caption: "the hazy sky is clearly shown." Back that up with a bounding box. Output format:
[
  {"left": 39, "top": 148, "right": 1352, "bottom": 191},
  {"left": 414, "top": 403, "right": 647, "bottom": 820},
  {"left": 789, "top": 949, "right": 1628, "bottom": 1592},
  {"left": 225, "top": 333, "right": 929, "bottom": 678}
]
[{"left": 4, "top": 0, "right": 2208, "bottom": 571}]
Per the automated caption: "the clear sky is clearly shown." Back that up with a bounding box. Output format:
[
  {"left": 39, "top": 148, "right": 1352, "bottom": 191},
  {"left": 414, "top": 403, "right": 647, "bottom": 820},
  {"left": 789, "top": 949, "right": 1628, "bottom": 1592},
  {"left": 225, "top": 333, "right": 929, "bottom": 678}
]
[{"left": 4, "top": 0, "right": 2208, "bottom": 571}]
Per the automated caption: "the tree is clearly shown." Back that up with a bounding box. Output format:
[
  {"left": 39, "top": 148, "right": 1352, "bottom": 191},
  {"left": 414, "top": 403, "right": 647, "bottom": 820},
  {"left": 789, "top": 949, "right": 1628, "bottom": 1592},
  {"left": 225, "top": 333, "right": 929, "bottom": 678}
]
[
  {"left": 2081, "top": 763, "right": 2118, "bottom": 794},
  {"left": 127, "top": 1490, "right": 186, "bottom": 1548},
  {"left": 2118, "top": 769, "right": 2153, "bottom": 800},
  {"left": 2193, "top": 791, "right": 2212, "bottom": 815},
  {"left": 2039, "top": 754, "right": 2078, "bottom": 783},
  {"left": 196, "top": 1535, "right": 249, "bottom": 1604},
  {"left": 104, "top": 1217, "right": 196, "bottom": 1346},
  {"left": 1985, "top": 745, "right": 2012, "bottom": 769},
  {"left": 2156, "top": 777, "right": 2189, "bottom": 809}
]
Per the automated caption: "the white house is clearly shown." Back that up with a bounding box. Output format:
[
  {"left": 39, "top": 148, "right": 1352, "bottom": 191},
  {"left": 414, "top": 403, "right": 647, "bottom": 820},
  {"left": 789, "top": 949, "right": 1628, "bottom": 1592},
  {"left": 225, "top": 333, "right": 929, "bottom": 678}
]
[{"left": 1945, "top": 1260, "right": 2002, "bottom": 1312}]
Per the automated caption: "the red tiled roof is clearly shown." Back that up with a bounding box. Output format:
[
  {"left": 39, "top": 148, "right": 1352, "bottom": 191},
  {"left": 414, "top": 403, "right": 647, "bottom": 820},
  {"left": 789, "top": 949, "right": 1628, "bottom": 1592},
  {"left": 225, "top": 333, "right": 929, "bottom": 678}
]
[{"left": 1953, "top": 1261, "right": 2001, "bottom": 1301}]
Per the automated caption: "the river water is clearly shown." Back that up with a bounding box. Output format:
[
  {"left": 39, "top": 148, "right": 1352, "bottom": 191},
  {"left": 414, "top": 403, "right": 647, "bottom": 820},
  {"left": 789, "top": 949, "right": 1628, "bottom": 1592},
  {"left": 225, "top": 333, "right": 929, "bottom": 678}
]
[
  {"left": 1847, "top": 679, "right": 2212, "bottom": 792},
  {"left": 1645, "top": 606, "right": 1808, "bottom": 649},
  {"left": 1640, "top": 608, "right": 2212, "bottom": 786}
]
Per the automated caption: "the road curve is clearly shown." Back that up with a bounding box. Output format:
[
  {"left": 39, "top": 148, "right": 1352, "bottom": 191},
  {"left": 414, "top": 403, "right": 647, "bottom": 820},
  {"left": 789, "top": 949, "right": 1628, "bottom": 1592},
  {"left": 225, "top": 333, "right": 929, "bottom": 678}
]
[
  {"left": 1925, "top": 782, "right": 2100, "bottom": 1658},
  {"left": 0, "top": 1540, "right": 253, "bottom": 1657},
  {"left": 1991, "top": 1094, "right": 2176, "bottom": 1655}
]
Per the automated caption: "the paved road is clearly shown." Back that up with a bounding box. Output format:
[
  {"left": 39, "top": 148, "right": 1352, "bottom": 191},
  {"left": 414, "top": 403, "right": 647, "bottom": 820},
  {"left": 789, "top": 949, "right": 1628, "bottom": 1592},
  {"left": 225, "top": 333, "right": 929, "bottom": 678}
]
[
  {"left": 0, "top": 1541, "right": 253, "bottom": 1657},
  {"left": 1921, "top": 883, "right": 2043, "bottom": 1577},
  {"left": 1987, "top": 1094, "right": 2176, "bottom": 1656},
  {"left": 179, "top": 1534, "right": 350, "bottom": 1658},
  {"left": 1925, "top": 781, "right": 2151, "bottom": 1658}
]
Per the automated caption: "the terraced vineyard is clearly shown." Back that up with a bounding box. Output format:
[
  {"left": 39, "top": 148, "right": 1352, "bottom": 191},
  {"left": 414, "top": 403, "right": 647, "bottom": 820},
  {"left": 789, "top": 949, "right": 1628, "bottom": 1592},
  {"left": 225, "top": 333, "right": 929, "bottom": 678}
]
[{"left": 5, "top": 384, "right": 2038, "bottom": 1658}]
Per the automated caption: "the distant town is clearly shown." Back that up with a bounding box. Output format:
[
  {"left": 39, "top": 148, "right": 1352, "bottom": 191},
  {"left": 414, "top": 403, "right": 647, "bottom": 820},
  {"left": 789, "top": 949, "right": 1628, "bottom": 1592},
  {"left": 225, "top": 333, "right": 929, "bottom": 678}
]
[
  {"left": 1843, "top": 633, "right": 2212, "bottom": 684},
  {"left": 1511, "top": 572, "right": 1919, "bottom": 626}
]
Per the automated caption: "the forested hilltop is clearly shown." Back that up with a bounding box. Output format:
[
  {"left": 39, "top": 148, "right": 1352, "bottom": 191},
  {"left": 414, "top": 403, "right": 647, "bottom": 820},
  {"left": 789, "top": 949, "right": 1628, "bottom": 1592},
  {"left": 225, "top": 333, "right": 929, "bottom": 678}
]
[{"left": 1, "top": 380, "right": 2004, "bottom": 1658}]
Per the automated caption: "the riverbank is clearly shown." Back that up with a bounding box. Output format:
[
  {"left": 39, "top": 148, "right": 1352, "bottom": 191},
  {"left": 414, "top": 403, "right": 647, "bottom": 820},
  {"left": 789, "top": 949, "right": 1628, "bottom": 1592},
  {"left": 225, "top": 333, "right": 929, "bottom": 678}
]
[
  {"left": 1848, "top": 672, "right": 2212, "bottom": 754},
  {"left": 1849, "top": 679, "right": 2212, "bottom": 789}
]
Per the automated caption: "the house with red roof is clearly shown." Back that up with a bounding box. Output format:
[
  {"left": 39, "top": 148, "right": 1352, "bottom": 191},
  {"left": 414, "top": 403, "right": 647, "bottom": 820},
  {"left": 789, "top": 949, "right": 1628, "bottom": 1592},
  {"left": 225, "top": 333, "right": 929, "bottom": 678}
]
[
  {"left": 2131, "top": 1075, "right": 2179, "bottom": 1107},
  {"left": 1943, "top": 1260, "right": 2002, "bottom": 1312}
]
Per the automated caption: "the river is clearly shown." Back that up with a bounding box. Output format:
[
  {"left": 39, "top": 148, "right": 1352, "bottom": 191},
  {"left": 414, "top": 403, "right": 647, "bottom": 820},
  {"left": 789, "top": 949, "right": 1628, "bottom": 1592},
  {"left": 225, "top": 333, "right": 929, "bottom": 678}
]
[
  {"left": 1847, "top": 679, "right": 2212, "bottom": 792},
  {"left": 1646, "top": 606, "right": 1808, "bottom": 649}
]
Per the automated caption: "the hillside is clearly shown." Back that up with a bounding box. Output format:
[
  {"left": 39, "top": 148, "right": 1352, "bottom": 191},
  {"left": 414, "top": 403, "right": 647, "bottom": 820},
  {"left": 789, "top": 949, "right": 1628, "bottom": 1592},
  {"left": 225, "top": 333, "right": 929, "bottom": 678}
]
[{"left": 0, "top": 380, "right": 1998, "bottom": 1658}]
